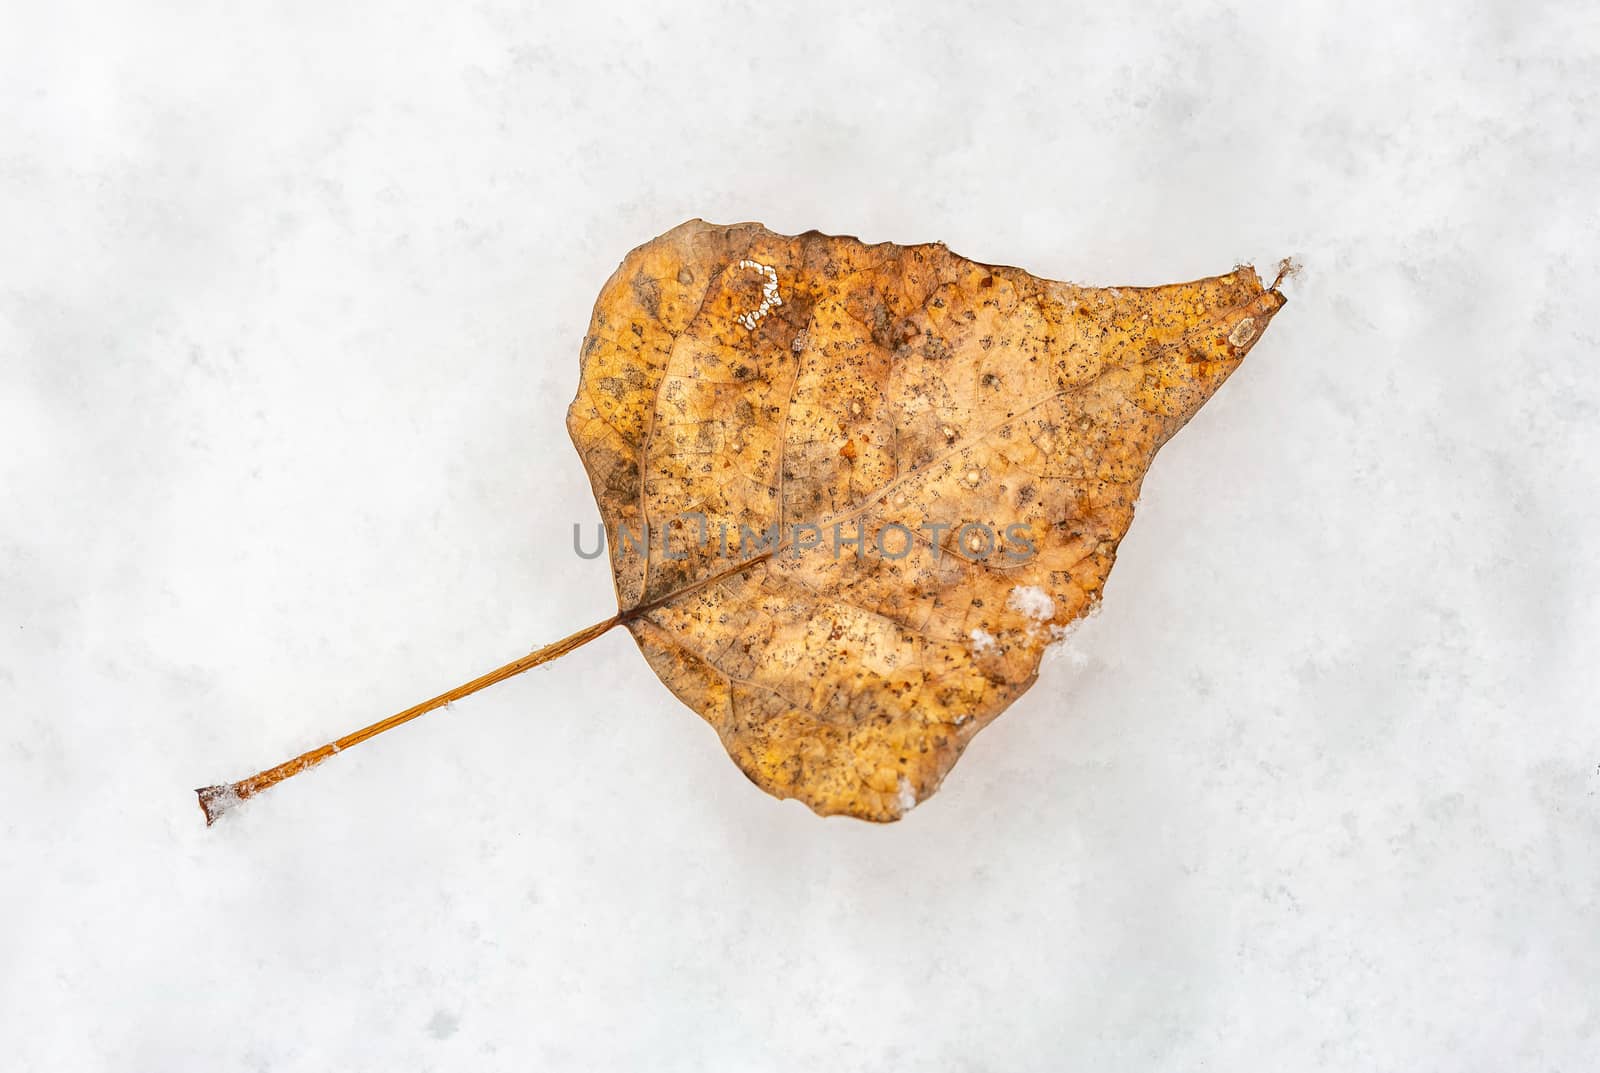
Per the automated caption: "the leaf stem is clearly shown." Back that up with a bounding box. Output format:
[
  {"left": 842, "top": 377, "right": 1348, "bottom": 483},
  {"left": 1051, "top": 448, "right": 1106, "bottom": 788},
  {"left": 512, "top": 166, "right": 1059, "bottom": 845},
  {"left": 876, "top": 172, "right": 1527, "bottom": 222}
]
[{"left": 196, "top": 614, "right": 621, "bottom": 825}]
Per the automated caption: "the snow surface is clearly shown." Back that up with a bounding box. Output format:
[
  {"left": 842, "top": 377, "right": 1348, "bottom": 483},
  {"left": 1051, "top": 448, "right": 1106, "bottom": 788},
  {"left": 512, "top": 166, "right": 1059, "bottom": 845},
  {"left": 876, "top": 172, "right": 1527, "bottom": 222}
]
[{"left": 3, "top": 2, "right": 1598, "bottom": 1070}]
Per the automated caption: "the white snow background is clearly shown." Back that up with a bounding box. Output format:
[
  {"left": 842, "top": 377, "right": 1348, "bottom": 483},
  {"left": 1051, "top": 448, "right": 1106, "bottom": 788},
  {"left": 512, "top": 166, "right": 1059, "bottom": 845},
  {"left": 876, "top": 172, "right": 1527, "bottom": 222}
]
[{"left": 2, "top": 1, "right": 1597, "bottom": 1069}]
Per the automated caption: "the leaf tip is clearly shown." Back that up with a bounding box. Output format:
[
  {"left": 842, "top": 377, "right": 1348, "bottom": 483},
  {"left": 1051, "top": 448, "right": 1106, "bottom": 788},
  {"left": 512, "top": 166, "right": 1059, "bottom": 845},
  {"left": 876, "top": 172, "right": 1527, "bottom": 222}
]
[{"left": 1270, "top": 256, "right": 1302, "bottom": 293}]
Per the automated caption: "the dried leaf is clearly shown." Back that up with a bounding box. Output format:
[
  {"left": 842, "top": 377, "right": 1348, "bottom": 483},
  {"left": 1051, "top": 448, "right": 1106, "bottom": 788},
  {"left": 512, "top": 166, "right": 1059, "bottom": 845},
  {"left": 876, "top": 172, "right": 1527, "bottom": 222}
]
[
  {"left": 198, "top": 219, "right": 1286, "bottom": 827},
  {"left": 567, "top": 219, "right": 1285, "bottom": 820}
]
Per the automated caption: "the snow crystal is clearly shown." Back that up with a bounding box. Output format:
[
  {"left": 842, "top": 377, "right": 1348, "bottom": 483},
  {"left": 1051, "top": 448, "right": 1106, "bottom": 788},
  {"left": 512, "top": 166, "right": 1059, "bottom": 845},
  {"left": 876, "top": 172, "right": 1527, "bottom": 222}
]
[
  {"left": 733, "top": 259, "right": 782, "bottom": 330},
  {"left": 895, "top": 775, "right": 918, "bottom": 815},
  {"left": 1007, "top": 585, "right": 1056, "bottom": 622}
]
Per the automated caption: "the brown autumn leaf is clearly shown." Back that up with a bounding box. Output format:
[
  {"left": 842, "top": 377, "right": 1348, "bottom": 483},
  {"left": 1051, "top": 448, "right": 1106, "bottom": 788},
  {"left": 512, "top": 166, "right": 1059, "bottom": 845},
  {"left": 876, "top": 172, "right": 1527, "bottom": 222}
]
[
  {"left": 566, "top": 219, "right": 1286, "bottom": 821},
  {"left": 196, "top": 218, "right": 1286, "bottom": 826}
]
